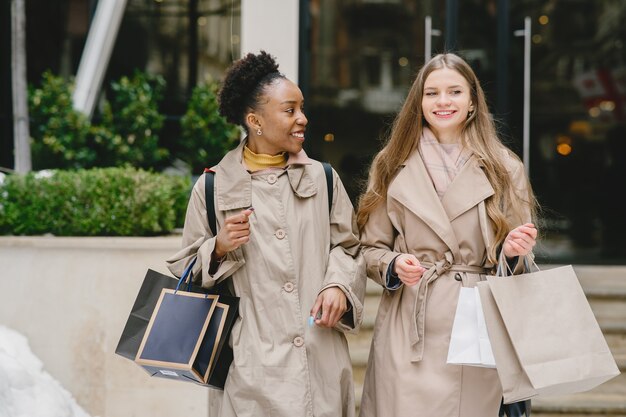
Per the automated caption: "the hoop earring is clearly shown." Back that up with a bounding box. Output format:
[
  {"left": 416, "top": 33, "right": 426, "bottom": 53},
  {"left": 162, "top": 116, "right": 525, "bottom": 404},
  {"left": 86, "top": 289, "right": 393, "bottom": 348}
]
[{"left": 256, "top": 129, "right": 262, "bottom": 136}]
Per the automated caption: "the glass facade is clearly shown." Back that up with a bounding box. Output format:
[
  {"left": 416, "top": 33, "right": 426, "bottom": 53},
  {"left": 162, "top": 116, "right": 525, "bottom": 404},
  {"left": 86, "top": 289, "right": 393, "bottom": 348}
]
[
  {"left": 4, "top": 0, "right": 625, "bottom": 264},
  {"left": 110, "top": 0, "right": 240, "bottom": 154},
  {"left": 15, "top": 0, "right": 240, "bottom": 159},
  {"left": 304, "top": 0, "right": 626, "bottom": 264}
]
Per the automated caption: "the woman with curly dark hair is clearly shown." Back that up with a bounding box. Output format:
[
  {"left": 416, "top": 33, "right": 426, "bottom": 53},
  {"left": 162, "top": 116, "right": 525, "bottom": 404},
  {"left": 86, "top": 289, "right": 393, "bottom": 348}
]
[{"left": 167, "top": 51, "right": 366, "bottom": 417}]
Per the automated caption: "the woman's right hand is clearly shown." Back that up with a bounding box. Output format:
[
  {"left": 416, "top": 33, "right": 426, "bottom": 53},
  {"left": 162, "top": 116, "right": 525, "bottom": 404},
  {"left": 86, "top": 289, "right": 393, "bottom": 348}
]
[
  {"left": 394, "top": 254, "right": 426, "bottom": 286},
  {"left": 214, "top": 208, "right": 254, "bottom": 259},
  {"left": 502, "top": 222, "right": 537, "bottom": 258}
]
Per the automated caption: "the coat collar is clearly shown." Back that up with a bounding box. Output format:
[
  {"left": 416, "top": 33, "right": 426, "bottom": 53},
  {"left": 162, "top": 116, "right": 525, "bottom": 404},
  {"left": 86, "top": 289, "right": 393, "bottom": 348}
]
[
  {"left": 389, "top": 149, "right": 494, "bottom": 258},
  {"left": 214, "top": 140, "right": 318, "bottom": 211}
]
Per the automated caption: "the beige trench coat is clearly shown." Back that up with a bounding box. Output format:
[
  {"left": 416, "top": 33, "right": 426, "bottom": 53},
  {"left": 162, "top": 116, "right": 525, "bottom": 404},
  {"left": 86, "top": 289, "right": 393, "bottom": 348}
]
[
  {"left": 359, "top": 149, "right": 530, "bottom": 417},
  {"left": 167, "top": 141, "right": 366, "bottom": 417}
]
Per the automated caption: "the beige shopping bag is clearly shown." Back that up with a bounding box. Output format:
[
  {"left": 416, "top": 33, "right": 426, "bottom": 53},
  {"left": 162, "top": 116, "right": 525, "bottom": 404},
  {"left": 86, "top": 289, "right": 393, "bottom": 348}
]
[
  {"left": 479, "top": 263, "right": 620, "bottom": 404},
  {"left": 477, "top": 282, "right": 536, "bottom": 403}
]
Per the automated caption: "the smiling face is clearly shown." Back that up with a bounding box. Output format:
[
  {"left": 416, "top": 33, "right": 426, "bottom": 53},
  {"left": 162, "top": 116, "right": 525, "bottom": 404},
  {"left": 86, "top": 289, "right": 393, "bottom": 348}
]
[
  {"left": 245, "top": 78, "right": 308, "bottom": 155},
  {"left": 421, "top": 67, "right": 473, "bottom": 143}
]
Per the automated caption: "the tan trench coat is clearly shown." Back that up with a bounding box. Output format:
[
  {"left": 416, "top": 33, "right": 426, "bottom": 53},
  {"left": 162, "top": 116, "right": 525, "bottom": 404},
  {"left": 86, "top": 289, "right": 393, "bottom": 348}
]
[
  {"left": 359, "top": 149, "right": 530, "bottom": 417},
  {"left": 167, "top": 141, "right": 366, "bottom": 417}
]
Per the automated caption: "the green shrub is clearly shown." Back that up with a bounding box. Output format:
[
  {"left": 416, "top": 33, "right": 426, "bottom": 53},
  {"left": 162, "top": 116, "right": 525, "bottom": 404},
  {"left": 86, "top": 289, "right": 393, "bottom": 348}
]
[
  {"left": 96, "top": 71, "right": 169, "bottom": 168},
  {"left": 0, "top": 168, "right": 191, "bottom": 236},
  {"left": 180, "top": 80, "right": 240, "bottom": 172},
  {"left": 28, "top": 72, "right": 96, "bottom": 169},
  {"left": 168, "top": 174, "right": 191, "bottom": 229},
  {"left": 28, "top": 71, "right": 169, "bottom": 170}
]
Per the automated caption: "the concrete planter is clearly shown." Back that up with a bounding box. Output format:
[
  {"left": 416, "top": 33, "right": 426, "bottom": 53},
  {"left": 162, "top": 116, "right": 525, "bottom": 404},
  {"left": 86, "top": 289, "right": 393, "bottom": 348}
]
[{"left": 0, "top": 236, "right": 209, "bottom": 417}]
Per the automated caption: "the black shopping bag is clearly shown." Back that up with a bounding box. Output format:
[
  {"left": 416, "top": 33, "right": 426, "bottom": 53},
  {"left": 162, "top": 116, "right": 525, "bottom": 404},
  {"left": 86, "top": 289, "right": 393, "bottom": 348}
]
[
  {"left": 135, "top": 289, "right": 223, "bottom": 384},
  {"left": 115, "top": 261, "right": 238, "bottom": 389}
]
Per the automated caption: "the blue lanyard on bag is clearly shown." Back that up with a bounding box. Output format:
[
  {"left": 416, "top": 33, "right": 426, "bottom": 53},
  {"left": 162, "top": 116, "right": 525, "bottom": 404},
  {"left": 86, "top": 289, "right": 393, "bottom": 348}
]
[{"left": 174, "top": 258, "right": 197, "bottom": 293}]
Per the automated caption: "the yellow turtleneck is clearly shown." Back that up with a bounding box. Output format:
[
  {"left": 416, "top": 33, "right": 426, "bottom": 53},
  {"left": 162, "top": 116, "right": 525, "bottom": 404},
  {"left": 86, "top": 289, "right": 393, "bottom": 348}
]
[{"left": 243, "top": 146, "right": 287, "bottom": 171}]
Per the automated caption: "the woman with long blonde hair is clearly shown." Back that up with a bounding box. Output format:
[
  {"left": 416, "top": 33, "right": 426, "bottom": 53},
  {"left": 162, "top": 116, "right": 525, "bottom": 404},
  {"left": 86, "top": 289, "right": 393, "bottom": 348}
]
[{"left": 357, "top": 53, "right": 538, "bottom": 417}]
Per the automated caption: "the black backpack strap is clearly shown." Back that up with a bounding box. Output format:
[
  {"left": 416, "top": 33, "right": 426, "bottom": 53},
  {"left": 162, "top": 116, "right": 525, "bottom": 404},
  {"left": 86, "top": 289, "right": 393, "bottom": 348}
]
[
  {"left": 322, "top": 162, "right": 333, "bottom": 214},
  {"left": 204, "top": 171, "right": 217, "bottom": 236}
]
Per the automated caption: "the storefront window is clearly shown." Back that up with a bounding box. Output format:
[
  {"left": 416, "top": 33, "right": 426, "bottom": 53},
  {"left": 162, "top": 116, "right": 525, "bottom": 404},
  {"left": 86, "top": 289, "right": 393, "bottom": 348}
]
[
  {"left": 306, "top": 0, "right": 441, "bottom": 201},
  {"left": 22, "top": 0, "right": 240, "bottom": 154},
  {"left": 512, "top": 0, "right": 626, "bottom": 263},
  {"left": 306, "top": 0, "right": 626, "bottom": 263},
  {"left": 115, "top": 0, "right": 240, "bottom": 103}
]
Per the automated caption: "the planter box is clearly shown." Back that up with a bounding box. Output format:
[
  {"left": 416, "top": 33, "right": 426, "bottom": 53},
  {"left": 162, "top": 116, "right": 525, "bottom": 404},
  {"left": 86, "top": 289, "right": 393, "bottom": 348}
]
[{"left": 0, "top": 236, "right": 210, "bottom": 417}]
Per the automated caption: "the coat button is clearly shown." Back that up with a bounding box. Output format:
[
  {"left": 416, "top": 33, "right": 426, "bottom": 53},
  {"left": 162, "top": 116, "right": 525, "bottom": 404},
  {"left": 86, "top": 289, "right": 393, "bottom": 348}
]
[
  {"left": 267, "top": 174, "right": 277, "bottom": 184},
  {"left": 275, "top": 229, "right": 286, "bottom": 239},
  {"left": 293, "top": 336, "right": 304, "bottom": 347},
  {"left": 454, "top": 273, "right": 462, "bottom": 282},
  {"left": 283, "top": 282, "right": 294, "bottom": 293}
]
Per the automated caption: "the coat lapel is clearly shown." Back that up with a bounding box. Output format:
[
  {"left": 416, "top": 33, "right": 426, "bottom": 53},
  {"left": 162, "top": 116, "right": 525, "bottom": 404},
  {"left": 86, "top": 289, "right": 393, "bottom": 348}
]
[
  {"left": 440, "top": 155, "right": 495, "bottom": 222},
  {"left": 215, "top": 142, "right": 252, "bottom": 211},
  {"left": 214, "top": 140, "right": 319, "bottom": 211},
  {"left": 286, "top": 164, "right": 318, "bottom": 198},
  {"left": 389, "top": 150, "right": 461, "bottom": 258}
]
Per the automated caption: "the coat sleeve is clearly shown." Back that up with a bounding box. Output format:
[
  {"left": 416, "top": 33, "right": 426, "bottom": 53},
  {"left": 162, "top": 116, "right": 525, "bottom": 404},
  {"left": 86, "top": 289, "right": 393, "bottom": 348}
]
[
  {"left": 166, "top": 174, "right": 244, "bottom": 287},
  {"left": 320, "top": 168, "right": 367, "bottom": 334},
  {"left": 359, "top": 192, "right": 403, "bottom": 289}
]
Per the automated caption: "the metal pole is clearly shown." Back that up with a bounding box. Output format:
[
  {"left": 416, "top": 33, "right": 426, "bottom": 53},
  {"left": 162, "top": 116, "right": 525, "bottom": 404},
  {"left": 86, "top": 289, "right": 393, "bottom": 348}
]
[
  {"left": 496, "top": 0, "right": 510, "bottom": 130},
  {"left": 298, "top": 0, "right": 310, "bottom": 101},
  {"left": 425, "top": 16, "right": 432, "bottom": 63},
  {"left": 445, "top": 0, "right": 458, "bottom": 52},
  {"left": 1, "top": 0, "right": 13, "bottom": 169},
  {"left": 424, "top": 16, "right": 441, "bottom": 63},
  {"left": 515, "top": 16, "right": 531, "bottom": 176},
  {"left": 188, "top": 0, "right": 199, "bottom": 95},
  {"left": 11, "top": 0, "right": 31, "bottom": 173}
]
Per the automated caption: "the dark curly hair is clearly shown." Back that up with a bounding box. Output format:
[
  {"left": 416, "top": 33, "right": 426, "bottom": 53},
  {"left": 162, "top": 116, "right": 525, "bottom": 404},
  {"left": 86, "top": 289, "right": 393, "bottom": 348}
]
[{"left": 218, "top": 50, "right": 285, "bottom": 129}]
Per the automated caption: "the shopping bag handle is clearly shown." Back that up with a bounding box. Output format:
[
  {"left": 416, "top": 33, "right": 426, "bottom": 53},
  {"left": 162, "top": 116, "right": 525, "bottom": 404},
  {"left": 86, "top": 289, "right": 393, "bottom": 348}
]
[
  {"left": 174, "top": 258, "right": 197, "bottom": 292},
  {"left": 495, "top": 252, "right": 539, "bottom": 277}
]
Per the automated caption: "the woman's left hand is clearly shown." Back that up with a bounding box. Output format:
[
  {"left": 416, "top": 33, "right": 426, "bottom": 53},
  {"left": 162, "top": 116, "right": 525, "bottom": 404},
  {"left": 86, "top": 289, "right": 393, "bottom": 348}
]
[
  {"left": 503, "top": 222, "right": 538, "bottom": 258},
  {"left": 310, "top": 287, "right": 348, "bottom": 328}
]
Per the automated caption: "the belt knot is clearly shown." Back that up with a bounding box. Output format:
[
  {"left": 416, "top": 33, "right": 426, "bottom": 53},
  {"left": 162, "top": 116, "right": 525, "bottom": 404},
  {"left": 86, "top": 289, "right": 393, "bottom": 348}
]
[{"left": 409, "top": 251, "right": 456, "bottom": 362}]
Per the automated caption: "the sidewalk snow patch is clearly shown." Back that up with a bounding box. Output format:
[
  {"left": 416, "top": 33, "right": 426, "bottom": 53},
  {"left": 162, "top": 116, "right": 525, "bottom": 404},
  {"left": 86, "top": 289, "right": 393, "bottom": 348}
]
[{"left": 0, "top": 325, "right": 92, "bottom": 417}]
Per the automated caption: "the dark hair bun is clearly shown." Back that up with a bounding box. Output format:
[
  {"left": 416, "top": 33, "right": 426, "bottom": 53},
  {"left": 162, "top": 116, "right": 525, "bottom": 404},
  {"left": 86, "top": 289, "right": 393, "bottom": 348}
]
[{"left": 219, "top": 50, "right": 283, "bottom": 126}]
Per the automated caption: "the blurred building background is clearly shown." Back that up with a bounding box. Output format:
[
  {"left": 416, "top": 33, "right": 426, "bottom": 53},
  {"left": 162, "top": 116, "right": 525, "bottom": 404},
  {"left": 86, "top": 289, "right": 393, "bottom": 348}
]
[
  {"left": 2, "top": 0, "right": 626, "bottom": 264},
  {"left": 303, "top": 0, "right": 626, "bottom": 266},
  {"left": 2, "top": 3, "right": 626, "bottom": 416}
]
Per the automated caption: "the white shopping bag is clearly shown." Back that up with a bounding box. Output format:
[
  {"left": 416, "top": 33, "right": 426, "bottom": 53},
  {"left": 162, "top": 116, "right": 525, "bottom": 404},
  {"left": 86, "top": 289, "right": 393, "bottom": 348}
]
[
  {"left": 447, "top": 286, "right": 496, "bottom": 368},
  {"left": 474, "top": 288, "right": 496, "bottom": 367}
]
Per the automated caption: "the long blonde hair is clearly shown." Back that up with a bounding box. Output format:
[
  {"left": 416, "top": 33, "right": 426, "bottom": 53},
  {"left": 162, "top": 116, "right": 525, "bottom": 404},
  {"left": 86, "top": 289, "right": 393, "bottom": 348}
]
[{"left": 356, "top": 53, "right": 537, "bottom": 263}]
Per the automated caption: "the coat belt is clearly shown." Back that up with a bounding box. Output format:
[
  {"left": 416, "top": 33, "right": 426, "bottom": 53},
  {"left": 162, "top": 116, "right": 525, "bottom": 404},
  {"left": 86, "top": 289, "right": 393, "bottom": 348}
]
[{"left": 409, "top": 251, "right": 489, "bottom": 362}]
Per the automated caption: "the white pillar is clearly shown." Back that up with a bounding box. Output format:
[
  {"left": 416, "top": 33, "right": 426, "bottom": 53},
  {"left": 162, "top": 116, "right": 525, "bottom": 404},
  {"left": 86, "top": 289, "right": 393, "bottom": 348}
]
[
  {"left": 72, "top": 0, "right": 128, "bottom": 118},
  {"left": 240, "top": 0, "right": 300, "bottom": 83}
]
